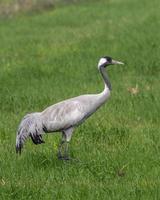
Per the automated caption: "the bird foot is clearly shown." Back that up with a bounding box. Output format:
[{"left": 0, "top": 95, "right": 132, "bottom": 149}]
[
  {"left": 63, "top": 156, "right": 71, "bottom": 161},
  {"left": 57, "top": 154, "right": 71, "bottom": 161},
  {"left": 57, "top": 153, "right": 63, "bottom": 160}
]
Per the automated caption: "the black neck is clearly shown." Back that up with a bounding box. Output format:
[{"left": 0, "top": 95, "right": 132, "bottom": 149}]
[{"left": 99, "top": 66, "right": 112, "bottom": 90}]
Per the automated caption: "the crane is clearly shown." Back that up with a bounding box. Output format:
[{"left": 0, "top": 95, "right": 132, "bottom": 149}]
[{"left": 16, "top": 56, "right": 124, "bottom": 160}]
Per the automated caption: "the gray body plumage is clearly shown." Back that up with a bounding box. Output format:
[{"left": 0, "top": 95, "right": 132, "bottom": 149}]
[
  {"left": 16, "top": 56, "right": 123, "bottom": 158},
  {"left": 41, "top": 88, "right": 110, "bottom": 132}
]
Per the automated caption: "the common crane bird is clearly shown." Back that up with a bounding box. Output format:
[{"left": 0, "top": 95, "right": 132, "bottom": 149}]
[{"left": 16, "top": 56, "right": 124, "bottom": 160}]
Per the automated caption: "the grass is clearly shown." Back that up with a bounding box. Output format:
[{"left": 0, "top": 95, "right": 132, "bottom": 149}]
[
  {"left": 0, "top": 0, "right": 93, "bottom": 17},
  {"left": 0, "top": 0, "right": 160, "bottom": 199}
]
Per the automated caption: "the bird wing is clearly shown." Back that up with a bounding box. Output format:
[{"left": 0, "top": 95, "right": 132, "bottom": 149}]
[{"left": 41, "top": 99, "right": 86, "bottom": 131}]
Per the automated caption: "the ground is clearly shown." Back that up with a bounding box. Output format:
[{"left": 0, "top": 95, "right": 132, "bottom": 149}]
[{"left": 0, "top": 0, "right": 160, "bottom": 199}]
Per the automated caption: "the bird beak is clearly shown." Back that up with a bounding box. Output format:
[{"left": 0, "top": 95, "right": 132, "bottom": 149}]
[{"left": 111, "top": 59, "right": 124, "bottom": 65}]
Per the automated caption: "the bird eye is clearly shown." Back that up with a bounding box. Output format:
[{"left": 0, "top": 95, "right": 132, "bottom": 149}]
[
  {"left": 104, "top": 56, "right": 112, "bottom": 63},
  {"left": 107, "top": 57, "right": 112, "bottom": 63}
]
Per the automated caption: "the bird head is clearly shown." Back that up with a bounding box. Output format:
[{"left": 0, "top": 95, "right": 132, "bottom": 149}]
[{"left": 98, "top": 56, "right": 124, "bottom": 69}]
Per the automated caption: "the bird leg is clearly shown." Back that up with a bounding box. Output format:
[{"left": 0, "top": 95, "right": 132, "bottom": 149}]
[
  {"left": 63, "top": 141, "right": 70, "bottom": 160},
  {"left": 58, "top": 128, "right": 74, "bottom": 160},
  {"left": 57, "top": 140, "right": 65, "bottom": 159},
  {"left": 57, "top": 141, "right": 70, "bottom": 160}
]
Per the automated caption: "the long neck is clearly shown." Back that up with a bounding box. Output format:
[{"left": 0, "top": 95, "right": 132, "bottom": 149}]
[
  {"left": 99, "top": 66, "right": 112, "bottom": 90},
  {"left": 92, "top": 66, "right": 111, "bottom": 109},
  {"left": 83, "top": 66, "right": 111, "bottom": 116}
]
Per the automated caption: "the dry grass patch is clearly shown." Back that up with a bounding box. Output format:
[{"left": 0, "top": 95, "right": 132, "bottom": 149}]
[{"left": 0, "top": 0, "right": 55, "bottom": 17}]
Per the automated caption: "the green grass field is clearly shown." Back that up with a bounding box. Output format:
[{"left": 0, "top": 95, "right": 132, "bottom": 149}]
[{"left": 0, "top": 0, "right": 160, "bottom": 199}]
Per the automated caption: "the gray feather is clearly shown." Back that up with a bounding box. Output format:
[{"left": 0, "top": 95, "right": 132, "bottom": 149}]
[{"left": 16, "top": 112, "right": 44, "bottom": 154}]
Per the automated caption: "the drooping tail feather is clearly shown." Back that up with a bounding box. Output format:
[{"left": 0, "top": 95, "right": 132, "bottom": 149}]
[{"left": 16, "top": 112, "right": 45, "bottom": 154}]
